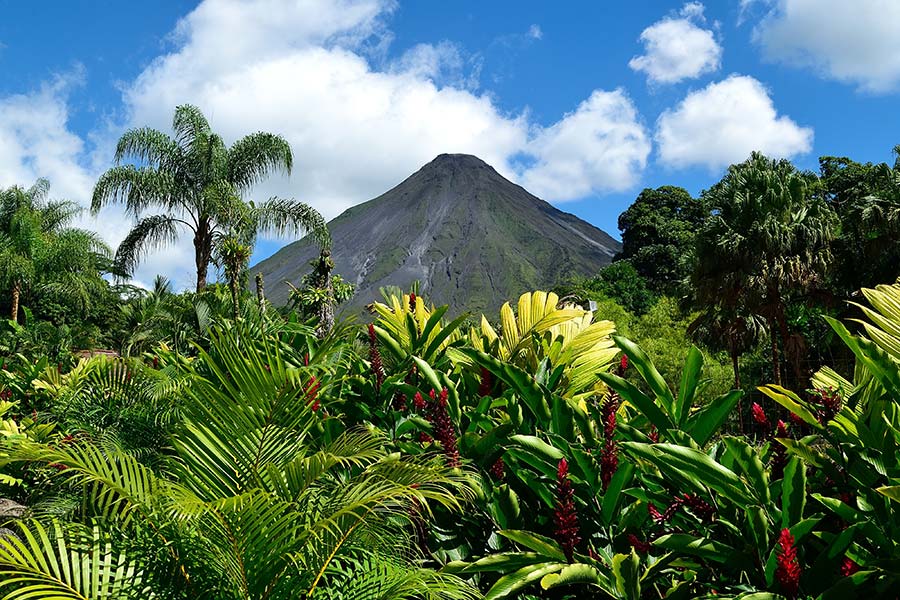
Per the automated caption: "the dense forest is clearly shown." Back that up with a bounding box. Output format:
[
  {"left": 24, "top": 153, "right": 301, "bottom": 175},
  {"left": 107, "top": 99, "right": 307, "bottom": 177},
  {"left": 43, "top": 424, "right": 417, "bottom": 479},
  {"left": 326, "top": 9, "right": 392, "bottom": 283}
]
[{"left": 1, "top": 106, "right": 900, "bottom": 598}]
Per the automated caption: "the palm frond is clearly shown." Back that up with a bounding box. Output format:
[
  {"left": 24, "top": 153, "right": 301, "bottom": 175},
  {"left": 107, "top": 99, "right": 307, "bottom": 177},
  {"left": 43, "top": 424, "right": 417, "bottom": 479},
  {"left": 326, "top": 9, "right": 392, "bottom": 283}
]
[
  {"left": 172, "top": 104, "right": 212, "bottom": 149},
  {"left": 91, "top": 165, "right": 180, "bottom": 216},
  {"left": 114, "top": 127, "right": 181, "bottom": 169},
  {"left": 0, "top": 519, "right": 153, "bottom": 600},
  {"left": 227, "top": 132, "right": 293, "bottom": 192},
  {"left": 252, "top": 197, "right": 330, "bottom": 248},
  {"left": 113, "top": 215, "right": 183, "bottom": 277}
]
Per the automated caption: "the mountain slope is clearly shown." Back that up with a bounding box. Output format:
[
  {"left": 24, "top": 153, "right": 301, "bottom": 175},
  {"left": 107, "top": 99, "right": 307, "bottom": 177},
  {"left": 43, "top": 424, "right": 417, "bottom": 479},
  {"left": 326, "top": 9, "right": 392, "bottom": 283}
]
[{"left": 253, "top": 154, "right": 621, "bottom": 314}]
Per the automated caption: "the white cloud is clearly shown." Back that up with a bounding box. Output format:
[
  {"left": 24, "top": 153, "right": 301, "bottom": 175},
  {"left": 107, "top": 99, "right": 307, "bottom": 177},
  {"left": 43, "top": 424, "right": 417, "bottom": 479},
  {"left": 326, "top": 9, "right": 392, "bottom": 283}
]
[
  {"left": 750, "top": 0, "right": 900, "bottom": 93},
  {"left": 655, "top": 74, "right": 812, "bottom": 170},
  {"left": 629, "top": 2, "right": 721, "bottom": 84},
  {"left": 521, "top": 90, "right": 650, "bottom": 201},
  {"left": 110, "top": 0, "right": 648, "bottom": 287},
  {"left": 0, "top": 0, "right": 650, "bottom": 290},
  {"left": 528, "top": 24, "right": 543, "bottom": 40},
  {"left": 0, "top": 72, "right": 93, "bottom": 201}
]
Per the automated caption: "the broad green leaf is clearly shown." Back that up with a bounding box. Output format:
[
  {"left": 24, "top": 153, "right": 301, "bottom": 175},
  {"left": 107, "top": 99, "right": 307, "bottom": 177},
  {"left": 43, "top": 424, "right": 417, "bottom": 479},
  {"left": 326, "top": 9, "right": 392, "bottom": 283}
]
[
  {"left": 613, "top": 336, "right": 675, "bottom": 415},
  {"left": 758, "top": 384, "right": 821, "bottom": 428},
  {"left": 781, "top": 457, "right": 806, "bottom": 527},
  {"left": 499, "top": 530, "right": 567, "bottom": 561},
  {"left": 676, "top": 345, "right": 704, "bottom": 426},
  {"left": 685, "top": 389, "right": 742, "bottom": 446}
]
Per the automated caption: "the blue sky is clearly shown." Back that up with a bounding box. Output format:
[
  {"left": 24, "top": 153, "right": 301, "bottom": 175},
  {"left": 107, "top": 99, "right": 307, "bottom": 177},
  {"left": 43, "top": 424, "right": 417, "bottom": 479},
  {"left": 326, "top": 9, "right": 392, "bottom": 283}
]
[{"left": 1, "top": 0, "right": 899, "bottom": 288}]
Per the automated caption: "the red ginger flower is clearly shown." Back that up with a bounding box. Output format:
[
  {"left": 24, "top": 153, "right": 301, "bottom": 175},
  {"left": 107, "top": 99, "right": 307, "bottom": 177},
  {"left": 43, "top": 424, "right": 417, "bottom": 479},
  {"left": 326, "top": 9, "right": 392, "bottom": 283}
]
[
  {"left": 427, "top": 388, "right": 459, "bottom": 468},
  {"left": 681, "top": 493, "right": 715, "bottom": 522},
  {"left": 775, "top": 528, "right": 801, "bottom": 599},
  {"left": 600, "top": 394, "right": 619, "bottom": 491},
  {"left": 840, "top": 556, "right": 860, "bottom": 577},
  {"left": 751, "top": 402, "right": 769, "bottom": 427},
  {"left": 367, "top": 324, "right": 385, "bottom": 392},
  {"left": 305, "top": 376, "right": 320, "bottom": 411},
  {"left": 647, "top": 427, "right": 659, "bottom": 443},
  {"left": 627, "top": 533, "right": 652, "bottom": 554},
  {"left": 814, "top": 387, "right": 841, "bottom": 424},
  {"left": 618, "top": 354, "right": 628, "bottom": 375},
  {"left": 412, "top": 391, "right": 426, "bottom": 410},
  {"left": 489, "top": 457, "right": 505, "bottom": 480},
  {"left": 553, "top": 458, "right": 580, "bottom": 562},
  {"left": 408, "top": 292, "right": 417, "bottom": 312}
]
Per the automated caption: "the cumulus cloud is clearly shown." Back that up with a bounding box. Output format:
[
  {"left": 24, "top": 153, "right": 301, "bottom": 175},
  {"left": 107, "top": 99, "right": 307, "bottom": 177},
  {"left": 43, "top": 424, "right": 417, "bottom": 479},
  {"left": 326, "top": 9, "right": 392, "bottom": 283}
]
[
  {"left": 629, "top": 2, "right": 721, "bottom": 84},
  {"left": 0, "top": 72, "right": 93, "bottom": 201},
  {"left": 528, "top": 24, "right": 543, "bottom": 40},
  {"left": 521, "top": 90, "right": 650, "bottom": 201},
  {"left": 111, "top": 0, "right": 650, "bottom": 287},
  {"left": 749, "top": 0, "right": 900, "bottom": 93},
  {"left": 655, "top": 74, "right": 812, "bottom": 170},
  {"left": 0, "top": 0, "right": 651, "bottom": 289}
]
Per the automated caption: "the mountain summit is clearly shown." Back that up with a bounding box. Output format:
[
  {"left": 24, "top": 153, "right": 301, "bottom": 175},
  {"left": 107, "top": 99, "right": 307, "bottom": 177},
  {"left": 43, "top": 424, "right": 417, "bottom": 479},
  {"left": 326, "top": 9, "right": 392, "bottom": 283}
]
[{"left": 253, "top": 154, "right": 620, "bottom": 313}]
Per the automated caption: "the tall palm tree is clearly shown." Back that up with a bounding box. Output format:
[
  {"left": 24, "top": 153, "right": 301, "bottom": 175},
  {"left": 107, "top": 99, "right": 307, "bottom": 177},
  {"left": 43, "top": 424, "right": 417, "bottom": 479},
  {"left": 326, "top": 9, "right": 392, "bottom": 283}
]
[
  {"left": 92, "top": 104, "right": 330, "bottom": 292},
  {"left": 0, "top": 179, "right": 110, "bottom": 322},
  {"left": 692, "top": 152, "right": 837, "bottom": 385}
]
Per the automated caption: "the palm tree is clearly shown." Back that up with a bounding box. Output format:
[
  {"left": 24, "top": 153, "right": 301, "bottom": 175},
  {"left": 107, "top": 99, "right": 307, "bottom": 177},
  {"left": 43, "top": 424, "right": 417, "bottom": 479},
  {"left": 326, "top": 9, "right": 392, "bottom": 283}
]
[
  {"left": 92, "top": 104, "right": 330, "bottom": 292},
  {"left": 0, "top": 179, "right": 110, "bottom": 322},
  {"left": 692, "top": 152, "right": 837, "bottom": 385}
]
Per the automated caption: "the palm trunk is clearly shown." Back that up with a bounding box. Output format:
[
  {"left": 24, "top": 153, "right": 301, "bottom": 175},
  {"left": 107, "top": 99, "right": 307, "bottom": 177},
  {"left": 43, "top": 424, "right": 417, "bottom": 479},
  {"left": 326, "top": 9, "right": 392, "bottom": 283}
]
[
  {"left": 229, "top": 275, "right": 240, "bottom": 320},
  {"left": 194, "top": 223, "right": 211, "bottom": 293},
  {"left": 730, "top": 344, "right": 741, "bottom": 390},
  {"left": 10, "top": 282, "right": 20, "bottom": 323},
  {"left": 255, "top": 273, "right": 266, "bottom": 310},
  {"left": 314, "top": 249, "right": 334, "bottom": 338},
  {"left": 768, "top": 315, "right": 782, "bottom": 386}
]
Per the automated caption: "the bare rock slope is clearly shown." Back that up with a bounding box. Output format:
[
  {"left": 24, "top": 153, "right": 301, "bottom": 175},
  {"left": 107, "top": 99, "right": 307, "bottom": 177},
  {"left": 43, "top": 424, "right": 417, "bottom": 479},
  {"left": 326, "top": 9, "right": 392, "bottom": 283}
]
[{"left": 252, "top": 154, "right": 620, "bottom": 314}]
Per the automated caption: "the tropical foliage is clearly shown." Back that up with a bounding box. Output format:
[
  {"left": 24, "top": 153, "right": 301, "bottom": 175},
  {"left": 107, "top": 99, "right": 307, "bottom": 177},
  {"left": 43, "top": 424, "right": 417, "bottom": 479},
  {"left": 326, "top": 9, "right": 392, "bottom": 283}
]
[{"left": 5, "top": 106, "right": 900, "bottom": 600}]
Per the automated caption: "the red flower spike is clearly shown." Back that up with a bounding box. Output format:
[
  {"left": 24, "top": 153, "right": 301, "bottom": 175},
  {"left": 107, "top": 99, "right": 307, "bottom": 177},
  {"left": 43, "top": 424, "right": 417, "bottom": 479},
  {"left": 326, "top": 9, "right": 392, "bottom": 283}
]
[
  {"left": 412, "top": 391, "right": 426, "bottom": 410},
  {"left": 478, "top": 367, "right": 493, "bottom": 397},
  {"left": 490, "top": 458, "right": 505, "bottom": 480},
  {"left": 367, "top": 324, "right": 385, "bottom": 392},
  {"left": 619, "top": 354, "right": 628, "bottom": 374},
  {"left": 305, "top": 376, "right": 321, "bottom": 412},
  {"left": 648, "top": 427, "right": 659, "bottom": 443},
  {"left": 815, "top": 387, "right": 842, "bottom": 424},
  {"left": 627, "top": 534, "right": 652, "bottom": 554},
  {"left": 600, "top": 394, "right": 619, "bottom": 491},
  {"left": 409, "top": 292, "right": 417, "bottom": 312},
  {"left": 840, "top": 556, "right": 860, "bottom": 577},
  {"left": 553, "top": 458, "right": 580, "bottom": 562},
  {"left": 427, "top": 387, "right": 459, "bottom": 468},
  {"left": 775, "top": 528, "right": 801, "bottom": 599},
  {"left": 751, "top": 402, "right": 769, "bottom": 427}
]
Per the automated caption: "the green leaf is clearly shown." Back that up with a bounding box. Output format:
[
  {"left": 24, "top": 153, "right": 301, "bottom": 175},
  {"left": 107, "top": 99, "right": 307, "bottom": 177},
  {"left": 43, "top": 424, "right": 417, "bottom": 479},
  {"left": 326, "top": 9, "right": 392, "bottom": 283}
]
[
  {"left": 509, "top": 434, "right": 565, "bottom": 462},
  {"left": 499, "top": 530, "right": 567, "bottom": 561},
  {"left": 613, "top": 335, "right": 675, "bottom": 415},
  {"left": 540, "top": 563, "right": 608, "bottom": 590},
  {"left": 758, "top": 384, "right": 822, "bottom": 428},
  {"left": 723, "top": 436, "right": 770, "bottom": 504},
  {"left": 612, "top": 550, "right": 641, "bottom": 600},
  {"left": 685, "top": 389, "right": 742, "bottom": 446},
  {"left": 781, "top": 457, "right": 806, "bottom": 527},
  {"left": 598, "top": 372, "right": 675, "bottom": 437},
  {"left": 483, "top": 562, "right": 566, "bottom": 600},
  {"left": 623, "top": 442, "right": 751, "bottom": 505},
  {"left": 601, "top": 462, "right": 635, "bottom": 526},
  {"left": 652, "top": 534, "right": 734, "bottom": 563},
  {"left": 676, "top": 345, "right": 704, "bottom": 426}
]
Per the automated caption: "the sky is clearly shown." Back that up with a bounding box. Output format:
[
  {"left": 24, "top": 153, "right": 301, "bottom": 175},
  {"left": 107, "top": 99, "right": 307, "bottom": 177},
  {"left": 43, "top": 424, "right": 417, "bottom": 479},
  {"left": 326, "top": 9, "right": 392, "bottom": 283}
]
[{"left": 2, "top": 0, "right": 900, "bottom": 290}]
